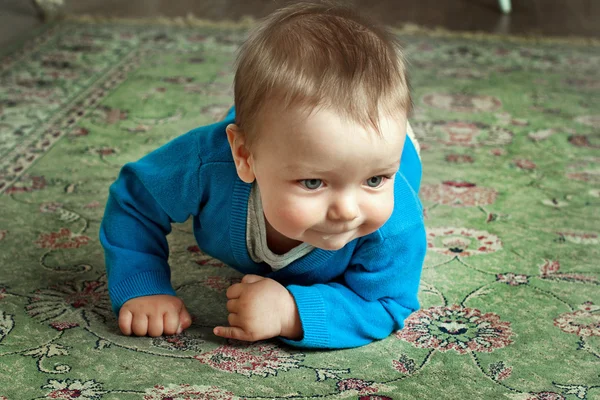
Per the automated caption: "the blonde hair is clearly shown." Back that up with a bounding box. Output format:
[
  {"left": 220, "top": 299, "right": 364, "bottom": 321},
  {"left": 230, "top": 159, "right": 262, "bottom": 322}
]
[{"left": 233, "top": 1, "right": 412, "bottom": 144}]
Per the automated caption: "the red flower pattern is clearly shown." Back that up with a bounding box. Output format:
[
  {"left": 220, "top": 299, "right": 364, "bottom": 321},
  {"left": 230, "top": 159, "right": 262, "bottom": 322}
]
[
  {"left": 569, "top": 135, "right": 600, "bottom": 149},
  {"left": 6, "top": 175, "right": 46, "bottom": 194},
  {"left": 187, "top": 245, "right": 226, "bottom": 267},
  {"left": 496, "top": 273, "right": 529, "bottom": 286},
  {"left": 35, "top": 228, "right": 90, "bottom": 249},
  {"left": 337, "top": 378, "right": 377, "bottom": 394},
  {"left": 421, "top": 181, "right": 498, "bottom": 207},
  {"left": 514, "top": 158, "right": 537, "bottom": 170},
  {"left": 83, "top": 201, "right": 101, "bottom": 209},
  {"left": 489, "top": 361, "right": 513, "bottom": 381},
  {"left": 204, "top": 276, "right": 239, "bottom": 292},
  {"left": 392, "top": 355, "right": 415, "bottom": 374},
  {"left": 40, "top": 202, "right": 63, "bottom": 213},
  {"left": 360, "top": 397, "right": 393, "bottom": 400},
  {"left": 556, "top": 231, "right": 599, "bottom": 245},
  {"left": 554, "top": 304, "right": 600, "bottom": 337},
  {"left": 71, "top": 127, "right": 89, "bottom": 137},
  {"left": 195, "top": 341, "right": 303, "bottom": 377},
  {"left": 539, "top": 259, "right": 560, "bottom": 275},
  {"left": 413, "top": 120, "right": 512, "bottom": 147},
  {"left": 427, "top": 227, "right": 502, "bottom": 256},
  {"left": 143, "top": 384, "right": 237, "bottom": 400},
  {"left": 539, "top": 259, "right": 598, "bottom": 284},
  {"left": 27, "top": 279, "right": 112, "bottom": 326},
  {"left": 423, "top": 94, "right": 502, "bottom": 113},
  {"left": 96, "top": 147, "right": 116, "bottom": 156},
  {"left": 445, "top": 154, "right": 474, "bottom": 163},
  {"left": 50, "top": 322, "right": 80, "bottom": 331},
  {"left": 397, "top": 305, "right": 514, "bottom": 354},
  {"left": 525, "top": 392, "right": 566, "bottom": 400}
]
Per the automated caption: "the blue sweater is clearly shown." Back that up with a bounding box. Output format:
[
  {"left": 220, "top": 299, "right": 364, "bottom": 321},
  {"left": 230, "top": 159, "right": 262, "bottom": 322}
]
[{"left": 100, "top": 111, "right": 426, "bottom": 349}]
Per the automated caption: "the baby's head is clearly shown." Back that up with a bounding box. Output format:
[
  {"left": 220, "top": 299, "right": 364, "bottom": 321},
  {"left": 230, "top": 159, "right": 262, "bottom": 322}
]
[
  {"left": 232, "top": 1, "right": 411, "bottom": 146},
  {"left": 226, "top": 1, "right": 412, "bottom": 251}
]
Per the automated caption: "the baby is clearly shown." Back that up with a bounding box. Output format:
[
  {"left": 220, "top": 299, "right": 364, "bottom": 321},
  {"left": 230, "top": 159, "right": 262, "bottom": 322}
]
[{"left": 100, "top": 1, "right": 426, "bottom": 349}]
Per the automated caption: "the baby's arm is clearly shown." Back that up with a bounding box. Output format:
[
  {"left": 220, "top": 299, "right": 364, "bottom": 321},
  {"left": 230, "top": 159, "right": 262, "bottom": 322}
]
[
  {"left": 213, "top": 219, "right": 425, "bottom": 347},
  {"left": 284, "top": 220, "right": 426, "bottom": 349},
  {"left": 100, "top": 130, "right": 204, "bottom": 336}
]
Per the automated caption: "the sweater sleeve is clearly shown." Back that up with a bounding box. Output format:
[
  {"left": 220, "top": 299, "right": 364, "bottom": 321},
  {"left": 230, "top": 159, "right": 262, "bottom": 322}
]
[
  {"left": 99, "top": 130, "right": 203, "bottom": 314},
  {"left": 282, "top": 218, "right": 426, "bottom": 349}
]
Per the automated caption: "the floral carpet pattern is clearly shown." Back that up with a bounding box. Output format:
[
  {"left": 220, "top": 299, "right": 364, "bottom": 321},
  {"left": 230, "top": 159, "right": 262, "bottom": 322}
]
[{"left": 0, "top": 20, "right": 599, "bottom": 400}]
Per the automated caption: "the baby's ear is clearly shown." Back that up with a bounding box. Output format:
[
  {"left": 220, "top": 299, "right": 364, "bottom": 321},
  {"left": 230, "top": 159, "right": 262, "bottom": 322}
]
[{"left": 225, "top": 124, "right": 255, "bottom": 183}]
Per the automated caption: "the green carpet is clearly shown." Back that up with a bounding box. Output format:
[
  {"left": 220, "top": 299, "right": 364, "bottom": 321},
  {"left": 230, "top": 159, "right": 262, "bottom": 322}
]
[{"left": 0, "top": 20, "right": 599, "bottom": 400}]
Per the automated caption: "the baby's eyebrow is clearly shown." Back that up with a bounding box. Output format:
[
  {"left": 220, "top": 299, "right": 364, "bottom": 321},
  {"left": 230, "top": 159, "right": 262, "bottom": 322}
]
[
  {"left": 378, "top": 160, "right": 401, "bottom": 170},
  {"left": 388, "top": 159, "right": 401, "bottom": 167},
  {"left": 283, "top": 164, "right": 332, "bottom": 174},
  {"left": 283, "top": 160, "right": 401, "bottom": 176}
]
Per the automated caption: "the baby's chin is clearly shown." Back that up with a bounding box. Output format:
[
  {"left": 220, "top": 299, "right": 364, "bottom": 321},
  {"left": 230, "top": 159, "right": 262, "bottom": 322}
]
[
  {"left": 314, "top": 242, "right": 348, "bottom": 251},
  {"left": 305, "top": 232, "right": 362, "bottom": 251}
]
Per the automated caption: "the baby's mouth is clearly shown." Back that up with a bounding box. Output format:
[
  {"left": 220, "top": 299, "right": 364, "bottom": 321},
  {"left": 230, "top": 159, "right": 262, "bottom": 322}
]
[{"left": 316, "top": 226, "right": 358, "bottom": 236}]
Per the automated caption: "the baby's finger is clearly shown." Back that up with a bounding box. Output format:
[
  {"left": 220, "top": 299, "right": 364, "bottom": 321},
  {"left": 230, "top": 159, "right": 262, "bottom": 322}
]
[
  {"left": 226, "top": 299, "right": 239, "bottom": 313},
  {"left": 213, "top": 326, "right": 249, "bottom": 341},
  {"left": 227, "top": 312, "right": 240, "bottom": 327},
  {"left": 163, "top": 311, "right": 179, "bottom": 336},
  {"left": 241, "top": 274, "right": 264, "bottom": 284},
  {"left": 147, "top": 313, "right": 164, "bottom": 337},
  {"left": 226, "top": 283, "right": 243, "bottom": 299},
  {"left": 179, "top": 304, "right": 192, "bottom": 331},
  {"left": 118, "top": 309, "right": 133, "bottom": 336},
  {"left": 131, "top": 313, "right": 149, "bottom": 336}
]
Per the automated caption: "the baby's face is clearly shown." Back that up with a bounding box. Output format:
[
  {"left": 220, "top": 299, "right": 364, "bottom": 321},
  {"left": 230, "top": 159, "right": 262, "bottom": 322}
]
[{"left": 249, "top": 107, "right": 407, "bottom": 251}]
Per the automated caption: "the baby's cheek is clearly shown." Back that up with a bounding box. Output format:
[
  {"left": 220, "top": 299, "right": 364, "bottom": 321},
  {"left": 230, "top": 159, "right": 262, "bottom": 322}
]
[
  {"left": 365, "top": 196, "right": 394, "bottom": 230},
  {"left": 262, "top": 198, "right": 312, "bottom": 235},
  {"left": 275, "top": 203, "right": 315, "bottom": 232}
]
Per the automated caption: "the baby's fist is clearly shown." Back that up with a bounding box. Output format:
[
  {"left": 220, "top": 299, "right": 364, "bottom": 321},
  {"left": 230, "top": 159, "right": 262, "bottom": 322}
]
[{"left": 119, "top": 295, "right": 192, "bottom": 337}]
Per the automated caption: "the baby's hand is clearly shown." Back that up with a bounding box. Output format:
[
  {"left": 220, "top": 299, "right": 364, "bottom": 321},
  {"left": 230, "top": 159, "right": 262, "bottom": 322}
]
[
  {"left": 119, "top": 295, "right": 192, "bottom": 337},
  {"left": 213, "top": 275, "right": 302, "bottom": 342}
]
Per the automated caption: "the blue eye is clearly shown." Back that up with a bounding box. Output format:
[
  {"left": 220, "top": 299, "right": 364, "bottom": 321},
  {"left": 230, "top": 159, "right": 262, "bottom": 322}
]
[
  {"left": 366, "top": 176, "right": 384, "bottom": 188},
  {"left": 301, "top": 179, "right": 322, "bottom": 190}
]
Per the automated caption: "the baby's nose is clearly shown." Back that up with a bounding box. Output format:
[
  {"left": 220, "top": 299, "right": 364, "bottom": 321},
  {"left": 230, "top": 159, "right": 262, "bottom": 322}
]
[{"left": 328, "top": 194, "right": 359, "bottom": 222}]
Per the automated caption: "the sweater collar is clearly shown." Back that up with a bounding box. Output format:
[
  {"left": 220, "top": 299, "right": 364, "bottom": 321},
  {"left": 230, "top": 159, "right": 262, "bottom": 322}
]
[{"left": 229, "top": 178, "right": 335, "bottom": 277}]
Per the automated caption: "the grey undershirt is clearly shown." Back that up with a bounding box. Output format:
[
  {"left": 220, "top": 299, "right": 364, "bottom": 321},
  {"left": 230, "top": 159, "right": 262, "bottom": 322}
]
[{"left": 246, "top": 183, "right": 314, "bottom": 271}]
